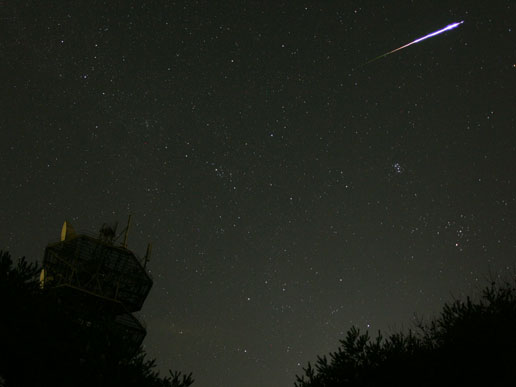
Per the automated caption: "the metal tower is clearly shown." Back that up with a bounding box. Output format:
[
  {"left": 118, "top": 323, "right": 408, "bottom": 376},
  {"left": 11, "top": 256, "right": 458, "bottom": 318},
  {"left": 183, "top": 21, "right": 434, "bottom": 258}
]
[{"left": 40, "top": 216, "right": 153, "bottom": 353}]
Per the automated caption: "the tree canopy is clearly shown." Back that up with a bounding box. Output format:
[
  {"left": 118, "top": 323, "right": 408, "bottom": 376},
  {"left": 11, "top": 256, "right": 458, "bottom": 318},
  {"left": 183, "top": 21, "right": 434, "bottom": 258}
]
[{"left": 295, "top": 279, "right": 516, "bottom": 386}]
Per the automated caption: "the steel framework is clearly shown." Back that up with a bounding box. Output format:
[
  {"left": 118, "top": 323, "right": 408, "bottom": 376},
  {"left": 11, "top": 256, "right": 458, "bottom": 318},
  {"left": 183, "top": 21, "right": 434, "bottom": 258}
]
[{"left": 41, "top": 219, "right": 153, "bottom": 353}]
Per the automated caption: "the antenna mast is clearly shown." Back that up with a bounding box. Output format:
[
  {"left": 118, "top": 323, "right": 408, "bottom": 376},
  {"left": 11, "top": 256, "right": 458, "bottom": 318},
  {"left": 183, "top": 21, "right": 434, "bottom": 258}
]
[
  {"left": 144, "top": 243, "right": 152, "bottom": 268},
  {"left": 122, "top": 214, "right": 132, "bottom": 248}
]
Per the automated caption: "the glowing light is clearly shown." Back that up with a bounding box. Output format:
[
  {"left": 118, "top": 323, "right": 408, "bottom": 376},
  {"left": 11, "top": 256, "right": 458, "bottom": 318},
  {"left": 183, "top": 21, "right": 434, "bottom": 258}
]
[{"left": 362, "top": 21, "right": 464, "bottom": 66}]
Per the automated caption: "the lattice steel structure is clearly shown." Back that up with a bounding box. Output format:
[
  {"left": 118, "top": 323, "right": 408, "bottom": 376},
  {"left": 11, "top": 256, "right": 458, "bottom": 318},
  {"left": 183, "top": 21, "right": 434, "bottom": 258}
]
[{"left": 41, "top": 218, "right": 152, "bottom": 353}]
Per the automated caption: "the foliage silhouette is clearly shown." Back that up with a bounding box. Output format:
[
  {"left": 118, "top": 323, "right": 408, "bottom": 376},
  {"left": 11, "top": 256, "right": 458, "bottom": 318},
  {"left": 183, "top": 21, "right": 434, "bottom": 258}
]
[
  {"left": 0, "top": 251, "right": 193, "bottom": 387},
  {"left": 296, "top": 279, "right": 516, "bottom": 386}
]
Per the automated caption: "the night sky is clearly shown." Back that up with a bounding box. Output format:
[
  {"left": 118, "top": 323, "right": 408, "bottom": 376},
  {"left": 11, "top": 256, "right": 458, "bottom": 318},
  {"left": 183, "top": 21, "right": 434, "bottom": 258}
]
[{"left": 1, "top": 1, "right": 515, "bottom": 386}]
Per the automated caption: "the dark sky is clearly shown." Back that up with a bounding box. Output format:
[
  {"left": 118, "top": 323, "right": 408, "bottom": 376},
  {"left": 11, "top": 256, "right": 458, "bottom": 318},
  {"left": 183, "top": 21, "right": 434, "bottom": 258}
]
[{"left": 1, "top": 1, "right": 515, "bottom": 386}]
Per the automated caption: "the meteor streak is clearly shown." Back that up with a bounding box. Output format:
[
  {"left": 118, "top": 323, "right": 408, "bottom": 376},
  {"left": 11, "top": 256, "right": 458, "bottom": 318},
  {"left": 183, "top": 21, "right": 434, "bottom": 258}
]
[{"left": 362, "top": 21, "right": 464, "bottom": 66}]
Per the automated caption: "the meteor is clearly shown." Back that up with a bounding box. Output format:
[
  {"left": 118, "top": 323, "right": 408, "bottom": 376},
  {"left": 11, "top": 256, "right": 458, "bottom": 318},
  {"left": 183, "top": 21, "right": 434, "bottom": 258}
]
[{"left": 362, "top": 21, "right": 464, "bottom": 66}]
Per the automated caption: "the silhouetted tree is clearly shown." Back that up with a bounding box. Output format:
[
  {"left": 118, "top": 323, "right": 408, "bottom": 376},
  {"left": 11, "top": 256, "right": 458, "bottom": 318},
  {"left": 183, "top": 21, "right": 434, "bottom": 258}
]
[
  {"left": 296, "top": 279, "right": 516, "bottom": 386},
  {"left": 0, "top": 251, "right": 193, "bottom": 387}
]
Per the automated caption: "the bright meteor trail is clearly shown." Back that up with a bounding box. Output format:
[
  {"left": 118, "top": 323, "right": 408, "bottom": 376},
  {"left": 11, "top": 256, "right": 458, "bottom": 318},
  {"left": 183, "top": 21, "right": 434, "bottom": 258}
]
[{"left": 362, "top": 21, "right": 464, "bottom": 66}]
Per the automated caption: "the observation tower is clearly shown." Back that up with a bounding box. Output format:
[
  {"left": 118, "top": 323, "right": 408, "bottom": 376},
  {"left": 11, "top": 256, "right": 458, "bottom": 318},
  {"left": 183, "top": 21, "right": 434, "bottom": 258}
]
[{"left": 40, "top": 216, "right": 153, "bottom": 353}]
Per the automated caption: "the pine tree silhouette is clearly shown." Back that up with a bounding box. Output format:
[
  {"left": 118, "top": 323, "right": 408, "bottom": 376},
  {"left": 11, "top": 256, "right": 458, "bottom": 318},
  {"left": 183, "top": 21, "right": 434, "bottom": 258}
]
[{"left": 296, "top": 279, "right": 516, "bottom": 386}]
